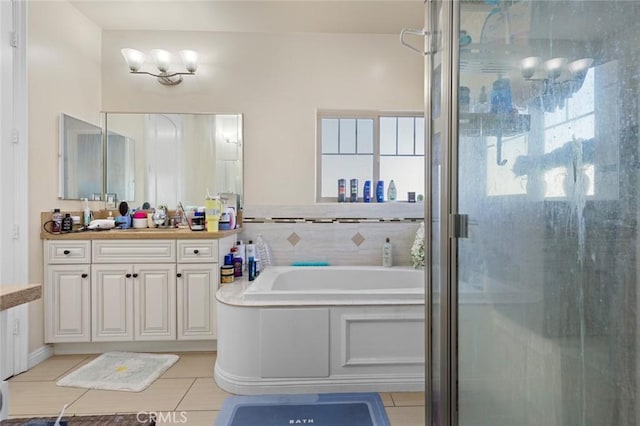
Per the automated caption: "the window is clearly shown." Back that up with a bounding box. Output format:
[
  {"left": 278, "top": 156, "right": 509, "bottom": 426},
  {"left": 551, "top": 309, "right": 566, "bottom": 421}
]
[{"left": 317, "top": 111, "right": 425, "bottom": 202}]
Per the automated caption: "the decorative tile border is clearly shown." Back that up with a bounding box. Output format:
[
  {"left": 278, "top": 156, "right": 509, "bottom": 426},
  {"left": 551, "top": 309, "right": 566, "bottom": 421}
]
[{"left": 242, "top": 217, "right": 423, "bottom": 224}]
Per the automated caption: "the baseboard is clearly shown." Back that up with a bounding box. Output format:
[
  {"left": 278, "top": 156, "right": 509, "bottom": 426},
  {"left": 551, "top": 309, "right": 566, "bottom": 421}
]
[
  {"left": 214, "top": 362, "right": 424, "bottom": 395},
  {"left": 52, "top": 340, "right": 216, "bottom": 355},
  {"left": 28, "top": 345, "right": 54, "bottom": 369}
]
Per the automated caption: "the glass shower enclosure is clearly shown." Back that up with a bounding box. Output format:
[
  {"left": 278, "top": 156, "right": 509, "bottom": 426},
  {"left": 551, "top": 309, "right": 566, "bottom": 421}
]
[{"left": 426, "top": 1, "right": 640, "bottom": 424}]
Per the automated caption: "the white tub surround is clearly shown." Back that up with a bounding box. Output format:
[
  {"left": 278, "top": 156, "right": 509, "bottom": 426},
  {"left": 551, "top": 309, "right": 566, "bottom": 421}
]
[{"left": 215, "top": 266, "right": 426, "bottom": 394}]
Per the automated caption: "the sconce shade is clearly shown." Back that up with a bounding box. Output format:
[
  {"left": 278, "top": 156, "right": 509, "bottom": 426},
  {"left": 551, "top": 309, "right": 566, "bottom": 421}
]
[
  {"left": 567, "top": 58, "right": 593, "bottom": 78},
  {"left": 179, "top": 50, "right": 199, "bottom": 73},
  {"left": 544, "top": 57, "right": 568, "bottom": 79},
  {"left": 519, "top": 56, "right": 541, "bottom": 79},
  {"left": 150, "top": 49, "right": 172, "bottom": 72},
  {"left": 121, "top": 48, "right": 145, "bottom": 72}
]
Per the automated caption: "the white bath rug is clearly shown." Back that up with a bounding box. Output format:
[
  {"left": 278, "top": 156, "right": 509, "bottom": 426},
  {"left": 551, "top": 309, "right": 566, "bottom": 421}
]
[{"left": 56, "top": 351, "right": 179, "bottom": 392}]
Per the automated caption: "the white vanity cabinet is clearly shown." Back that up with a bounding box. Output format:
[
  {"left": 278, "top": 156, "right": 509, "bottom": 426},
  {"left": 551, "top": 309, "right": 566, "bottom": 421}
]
[
  {"left": 176, "top": 240, "right": 218, "bottom": 340},
  {"left": 43, "top": 233, "right": 235, "bottom": 347},
  {"left": 44, "top": 241, "right": 92, "bottom": 343},
  {"left": 91, "top": 240, "right": 176, "bottom": 342}
]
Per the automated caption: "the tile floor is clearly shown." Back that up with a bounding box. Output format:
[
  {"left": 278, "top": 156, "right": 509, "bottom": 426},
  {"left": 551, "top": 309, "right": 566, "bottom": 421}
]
[{"left": 7, "top": 352, "right": 425, "bottom": 425}]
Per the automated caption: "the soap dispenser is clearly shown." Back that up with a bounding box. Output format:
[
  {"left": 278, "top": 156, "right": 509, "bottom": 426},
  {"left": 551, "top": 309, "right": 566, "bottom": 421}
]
[{"left": 383, "top": 237, "right": 393, "bottom": 267}]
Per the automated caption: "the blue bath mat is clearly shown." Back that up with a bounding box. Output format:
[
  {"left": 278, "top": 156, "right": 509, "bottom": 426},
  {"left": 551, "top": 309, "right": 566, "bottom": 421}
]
[{"left": 216, "top": 392, "right": 390, "bottom": 426}]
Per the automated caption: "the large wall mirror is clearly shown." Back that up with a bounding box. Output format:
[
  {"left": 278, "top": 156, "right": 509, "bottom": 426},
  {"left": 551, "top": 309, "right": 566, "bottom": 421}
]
[
  {"left": 60, "top": 112, "right": 243, "bottom": 209},
  {"left": 59, "top": 113, "right": 103, "bottom": 200}
]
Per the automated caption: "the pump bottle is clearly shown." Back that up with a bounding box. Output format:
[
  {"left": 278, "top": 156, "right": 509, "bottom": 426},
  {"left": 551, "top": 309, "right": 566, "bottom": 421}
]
[{"left": 383, "top": 237, "right": 393, "bottom": 267}]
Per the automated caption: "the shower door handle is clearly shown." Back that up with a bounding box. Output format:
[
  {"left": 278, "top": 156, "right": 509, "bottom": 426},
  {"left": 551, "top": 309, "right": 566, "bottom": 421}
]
[{"left": 449, "top": 214, "right": 469, "bottom": 239}]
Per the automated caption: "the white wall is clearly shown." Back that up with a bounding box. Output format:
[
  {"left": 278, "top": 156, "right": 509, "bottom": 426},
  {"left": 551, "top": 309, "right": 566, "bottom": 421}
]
[
  {"left": 26, "top": 17, "right": 422, "bottom": 353},
  {"left": 101, "top": 30, "right": 423, "bottom": 205},
  {"left": 27, "top": 1, "right": 102, "bottom": 352}
]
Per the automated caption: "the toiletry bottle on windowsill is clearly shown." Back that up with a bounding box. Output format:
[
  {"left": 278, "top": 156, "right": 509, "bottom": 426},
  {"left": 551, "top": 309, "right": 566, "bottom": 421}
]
[
  {"left": 376, "top": 180, "right": 385, "bottom": 202},
  {"left": 387, "top": 180, "right": 397, "bottom": 202}
]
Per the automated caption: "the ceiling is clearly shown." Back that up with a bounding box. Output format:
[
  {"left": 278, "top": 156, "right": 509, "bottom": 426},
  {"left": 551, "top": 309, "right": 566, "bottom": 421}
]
[{"left": 69, "top": 0, "right": 425, "bottom": 34}]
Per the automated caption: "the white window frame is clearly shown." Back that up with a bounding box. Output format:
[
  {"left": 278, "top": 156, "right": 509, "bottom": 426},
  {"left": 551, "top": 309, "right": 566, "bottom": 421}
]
[{"left": 316, "top": 110, "right": 424, "bottom": 203}]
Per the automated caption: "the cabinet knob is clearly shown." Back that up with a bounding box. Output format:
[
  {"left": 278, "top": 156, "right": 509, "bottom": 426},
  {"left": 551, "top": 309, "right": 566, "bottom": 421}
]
[
  {"left": 132, "top": 273, "right": 138, "bottom": 278},
  {"left": 63, "top": 250, "right": 70, "bottom": 255},
  {"left": 81, "top": 273, "right": 88, "bottom": 278},
  {"left": 126, "top": 273, "right": 132, "bottom": 278},
  {"left": 193, "top": 249, "right": 199, "bottom": 254},
  {"left": 177, "top": 273, "right": 182, "bottom": 278}
]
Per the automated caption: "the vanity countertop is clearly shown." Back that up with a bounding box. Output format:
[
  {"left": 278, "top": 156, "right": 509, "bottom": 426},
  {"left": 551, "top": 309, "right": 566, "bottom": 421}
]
[
  {"left": 40, "top": 228, "right": 240, "bottom": 240},
  {"left": 0, "top": 284, "right": 42, "bottom": 311}
]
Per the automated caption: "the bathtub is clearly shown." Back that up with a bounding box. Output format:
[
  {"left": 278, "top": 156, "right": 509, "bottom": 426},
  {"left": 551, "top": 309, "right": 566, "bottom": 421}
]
[
  {"left": 242, "top": 266, "right": 424, "bottom": 303},
  {"left": 214, "top": 266, "right": 483, "bottom": 395}
]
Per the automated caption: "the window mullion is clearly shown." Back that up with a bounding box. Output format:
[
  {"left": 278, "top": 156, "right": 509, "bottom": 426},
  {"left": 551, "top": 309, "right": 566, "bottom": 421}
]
[
  {"left": 373, "top": 115, "right": 380, "bottom": 184},
  {"left": 337, "top": 119, "right": 341, "bottom": 154}
]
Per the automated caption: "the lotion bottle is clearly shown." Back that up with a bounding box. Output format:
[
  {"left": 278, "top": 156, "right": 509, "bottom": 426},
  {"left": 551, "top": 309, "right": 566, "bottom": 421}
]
[
  {"left": 383, "top": 237, "right": 393, "bottom": 267},
  {"left": 387, "top": 180, "right": 397, "bottom": 202}
]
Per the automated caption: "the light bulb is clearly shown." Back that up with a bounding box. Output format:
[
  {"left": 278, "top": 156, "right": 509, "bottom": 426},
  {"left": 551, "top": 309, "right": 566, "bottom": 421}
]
[
  {"left": 179, "top": 50, "right": 199, "bottom": 73},
  {"left": 150, "top": 49, "right": 172, "bottom": 73},
  {"left": 121, "top": 48, "right": 145, "bottom": 72}
]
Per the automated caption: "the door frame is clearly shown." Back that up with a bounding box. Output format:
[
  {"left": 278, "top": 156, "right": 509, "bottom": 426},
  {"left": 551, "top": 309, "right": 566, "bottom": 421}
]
[
  {"left": 425, "top": 0, "right": 460, "bottom": 424},
  {"left": 0, "top": 0, "right": 29, "bottom": 380}
]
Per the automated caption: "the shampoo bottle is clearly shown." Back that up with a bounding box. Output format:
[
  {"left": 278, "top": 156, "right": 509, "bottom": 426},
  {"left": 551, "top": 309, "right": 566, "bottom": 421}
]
[
  {"left": 387, "top": 180, "right": 397, "bottom": 202},
  {"left": 376, "top": 180, "right": 385, "bottom": 203},
  {"left": 383, "top": 237, "right": 393, "bottom": 267},
  {"left": 363, "top": 180, "right": 371, "bottom": 203}
]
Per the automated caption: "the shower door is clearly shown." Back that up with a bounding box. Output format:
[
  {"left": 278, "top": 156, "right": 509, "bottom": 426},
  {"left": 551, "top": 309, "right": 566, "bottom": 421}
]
[{"left": 428, "top": 0, "right": 640, "bottom": 424}]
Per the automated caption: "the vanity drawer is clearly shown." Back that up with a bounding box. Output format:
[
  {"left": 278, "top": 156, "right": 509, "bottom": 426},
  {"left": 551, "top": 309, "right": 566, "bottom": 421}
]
[
  {"left": 46, "top": 241, "right": 91, "bottom": 264},
  {"left": 92, "top": 240, "right": 176, "bottom": 263},
  {"left": 177, "top": 240, "right": 218, "bottom": 263}
]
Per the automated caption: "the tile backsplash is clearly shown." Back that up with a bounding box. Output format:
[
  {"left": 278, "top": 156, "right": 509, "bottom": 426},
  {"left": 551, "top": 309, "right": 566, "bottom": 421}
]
[{"left": 237, "top": 204, "right": 424, "bottom": 266}]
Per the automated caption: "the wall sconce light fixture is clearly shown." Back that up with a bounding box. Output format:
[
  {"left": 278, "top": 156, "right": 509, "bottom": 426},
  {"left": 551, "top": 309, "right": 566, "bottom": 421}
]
[
  {"left": 121, "top": 48, "right": 199, "bottom": 86},
  {"left": 519, "top": 56, "right": 593, "bottom": 112}
]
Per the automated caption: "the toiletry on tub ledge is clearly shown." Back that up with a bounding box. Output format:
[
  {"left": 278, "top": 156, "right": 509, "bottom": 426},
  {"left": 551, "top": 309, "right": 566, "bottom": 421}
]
[
  {"left": 246, "top": 240, "right": 256, "bottom": 262},
  {"left": 236, "top": 240, "right": 246, "bottom": 271},
  {"left": 248, "top": 256, "right": 256, "bottom": 281},
  {"left": 383, "top": 237, "right": 393, "bottom": 267}
]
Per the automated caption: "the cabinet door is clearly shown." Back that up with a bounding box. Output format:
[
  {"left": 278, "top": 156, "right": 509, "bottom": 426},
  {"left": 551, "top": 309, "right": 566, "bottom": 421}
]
[
  {"left": 177, "top": 263, "right": 217, "bottom": 340},
  {"left": 45, "top": 264, "right": 91, "bottom": 343},
  {"left": 134, "top": 264, "right": 176, "bottom": 340},
  {"left": 91, "top": 264, "right": 134, "bottom": 341}
]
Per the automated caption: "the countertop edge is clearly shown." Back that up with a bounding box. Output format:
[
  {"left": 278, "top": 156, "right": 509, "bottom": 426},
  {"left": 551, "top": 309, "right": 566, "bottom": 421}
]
[
  {"left": 40, "top": 228, "right": 240, "bottom": 240},
  {"left": 0, "top": 284, "right": 42, "bottom": 311}
]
